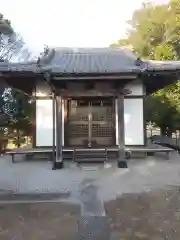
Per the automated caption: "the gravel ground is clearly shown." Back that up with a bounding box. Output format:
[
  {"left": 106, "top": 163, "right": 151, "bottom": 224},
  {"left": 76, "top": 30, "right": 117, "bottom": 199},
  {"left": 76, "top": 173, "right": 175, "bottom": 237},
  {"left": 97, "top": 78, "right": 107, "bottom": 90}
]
[
  {"left": 105, "top": 187, "right": 180, "bottom": 240},
  {"left": 1, "top": 155, "right": 180, "bottom": 239},
  {"left": 0, "top": 202, "right": 80, "bottom": 240},
  {"left": 0, "top": 187, "right": 180, "bottom": 239}
]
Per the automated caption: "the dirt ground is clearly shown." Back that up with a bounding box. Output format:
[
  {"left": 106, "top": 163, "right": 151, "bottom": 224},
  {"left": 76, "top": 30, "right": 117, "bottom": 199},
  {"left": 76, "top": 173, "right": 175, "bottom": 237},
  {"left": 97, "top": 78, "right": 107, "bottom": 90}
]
[
  {"left": 105, "top": 187, "right": 180, "bottom": 240},
  {"left": 0, "top": 187, "right": 180, "bottom": 239},
  {"left": 0, "top": 202, "right": 80, "bottom": 240}
]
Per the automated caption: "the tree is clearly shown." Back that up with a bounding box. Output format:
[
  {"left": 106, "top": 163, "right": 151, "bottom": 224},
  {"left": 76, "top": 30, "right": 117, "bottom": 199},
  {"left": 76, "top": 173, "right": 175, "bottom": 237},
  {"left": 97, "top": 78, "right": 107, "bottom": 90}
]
[
  {"left": 145, "top": 95, "right": 180, "bottom": 136},
  {"left": 0, "top": 13, "right": 13, "bottom": 35},
  {"left": 0, "top": 33, "right": 24, "bottom": 61},
  {"left": 5, "top": 89, "right": 34, "bottom": 147},
  {"left": 0, "top": 13, "right": 35, "bottom": 147},
  {"left": 110, "top": 38, "right": 130, "bottom": 48},
  {"left": 0, "top": 13, "right": 35, "bottom": 62},
  {"left": 111, "top": 2, "right": 172, "bottom": 59},
  {"left": 111, "top": 0, "right": 180, "bottom": 135},
  {"left": 0, "top": 14, "right": 22, "bottom": 61}
]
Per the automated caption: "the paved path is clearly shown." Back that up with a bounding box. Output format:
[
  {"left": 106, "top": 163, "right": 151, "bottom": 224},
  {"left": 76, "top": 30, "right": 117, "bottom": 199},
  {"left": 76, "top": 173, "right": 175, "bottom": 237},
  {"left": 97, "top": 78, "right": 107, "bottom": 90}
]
[{"left": 77, "top": 178, "right": 110, "bottom": 239}]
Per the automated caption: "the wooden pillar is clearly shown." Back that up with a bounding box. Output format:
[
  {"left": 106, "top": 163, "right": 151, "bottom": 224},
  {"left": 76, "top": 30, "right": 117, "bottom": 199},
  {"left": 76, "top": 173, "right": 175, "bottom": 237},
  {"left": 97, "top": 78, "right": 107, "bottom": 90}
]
[
  {"left": 54, "top": 95, "right": 63, "bottom": 169},
  {"left": 88, "top": 101, "right": 92, "bottom": 147},
  {"left": 52, "top": 93, "right": 56, "bottom": 169},
  {"left": 32, "top": 99, "right": 36, "bottom": 148},
  {"left": 117, "top": 94, "right": 128, "bottom": 168}
]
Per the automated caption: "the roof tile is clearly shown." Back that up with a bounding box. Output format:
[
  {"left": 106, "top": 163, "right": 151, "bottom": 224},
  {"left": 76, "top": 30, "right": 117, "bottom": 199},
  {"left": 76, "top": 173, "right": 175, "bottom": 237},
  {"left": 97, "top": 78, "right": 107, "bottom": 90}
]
[{"left": 42, "top": 47, "right": 141, "bottom": 73}]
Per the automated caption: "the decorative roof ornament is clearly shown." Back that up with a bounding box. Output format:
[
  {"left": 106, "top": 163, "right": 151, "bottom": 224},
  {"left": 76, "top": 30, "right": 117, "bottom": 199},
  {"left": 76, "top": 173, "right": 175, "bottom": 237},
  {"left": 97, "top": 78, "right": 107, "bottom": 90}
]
[
  {"left": 37, "top": 57, "right": 41, "bottom": 65},
  {"left": 44, "top": 71, "right": 51, "bottom": 84},
  {"left": 135, "top": 57, "right": 144, "bottom": 67}
]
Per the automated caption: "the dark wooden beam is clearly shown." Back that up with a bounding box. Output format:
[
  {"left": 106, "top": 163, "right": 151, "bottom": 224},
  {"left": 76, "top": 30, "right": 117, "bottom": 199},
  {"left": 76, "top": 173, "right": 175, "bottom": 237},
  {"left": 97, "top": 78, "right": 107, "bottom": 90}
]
[
  {"left": 117, "top": 94, "right": 128, "bottom": 168},
  {"left": 54, "top": 95, "right": 63, "bottom": 169},
  {"left": 0, "top": 75, "right": 37, "bottom": 95},
  {"left": 57, "top": 89, "right": 131, "bottom": 97},
  {"left": 53, "top": 74, "right": 138, "bottom": 80},
  {"left": 52, "top": 93, "right": 56, "bottom": 169}
]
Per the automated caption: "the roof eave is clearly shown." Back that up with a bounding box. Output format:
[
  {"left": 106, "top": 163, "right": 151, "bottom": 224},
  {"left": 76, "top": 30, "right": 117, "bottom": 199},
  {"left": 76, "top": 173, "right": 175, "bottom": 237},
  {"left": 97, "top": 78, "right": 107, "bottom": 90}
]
[
  {"left": 143, "top": 70, "right": 180, "bottom": 95},
  {"left": 145, "top": 59, "right": 180, "bottom": 73},
  {"left": 49, "top": 68, "right": 141, "bottom": 77}
]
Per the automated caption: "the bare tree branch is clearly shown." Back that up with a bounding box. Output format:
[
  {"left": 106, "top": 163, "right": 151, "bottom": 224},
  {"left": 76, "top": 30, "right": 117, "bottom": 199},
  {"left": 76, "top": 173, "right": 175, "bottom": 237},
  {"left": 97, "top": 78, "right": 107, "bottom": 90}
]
[
  {"left": 0, "top": 33, "right": 25, "bottom": 61},
  {"left": 0, "top": 13, "right": 36, "bottom": 62}
]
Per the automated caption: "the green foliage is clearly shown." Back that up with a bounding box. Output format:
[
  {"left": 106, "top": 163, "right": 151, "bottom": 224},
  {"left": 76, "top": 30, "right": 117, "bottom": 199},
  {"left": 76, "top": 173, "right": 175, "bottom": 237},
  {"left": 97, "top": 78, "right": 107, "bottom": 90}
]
[
  {"left": 0, "top": 13, "right": 34, "bottom": 147},
  {"left": 145, "top": 95, "right": 180, "bottom": 135},
  {"left": 8, "top": 90, "right": 33, "bottom": 147},
  {"left": 0, "top": 88, "right": 33, "bottom": 148},
  {"left": 154, "top": 43, "right": 176, "bottom": 60},
  {"left": 111, "top": 0, "right": 180, "bottom": 135},
  {"left": 110, "top": 38, "right": 130, "bottom": 47},
  {"left": 0, "top": 12, "right": 34, "bottom": 62},
  {"left": 0, "top": 13, "right": 13, "bottom": 35}
]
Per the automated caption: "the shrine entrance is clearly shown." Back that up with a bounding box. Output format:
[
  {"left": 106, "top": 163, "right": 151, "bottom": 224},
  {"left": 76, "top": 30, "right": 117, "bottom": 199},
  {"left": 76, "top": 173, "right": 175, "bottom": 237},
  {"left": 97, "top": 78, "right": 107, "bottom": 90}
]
[{"left": 66, "top": 97, "right": 116, "bottom": 147}]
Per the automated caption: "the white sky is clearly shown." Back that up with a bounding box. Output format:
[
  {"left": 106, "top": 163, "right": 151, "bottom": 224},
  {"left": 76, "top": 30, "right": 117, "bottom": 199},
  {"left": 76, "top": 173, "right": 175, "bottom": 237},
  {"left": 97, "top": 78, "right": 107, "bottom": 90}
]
[{"left": 1, "top": 0, "right": 169, "bottom": 54}]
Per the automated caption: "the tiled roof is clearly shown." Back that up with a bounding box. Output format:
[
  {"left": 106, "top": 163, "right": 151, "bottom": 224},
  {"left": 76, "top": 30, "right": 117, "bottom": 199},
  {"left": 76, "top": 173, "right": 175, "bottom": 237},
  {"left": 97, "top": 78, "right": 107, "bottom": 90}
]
[
  {"left": 41, "top": 47, "right": 142, "bottom": 73},
  {"left": 0, "top": 47, "right": 180, "bottom": 74},
  {"left": 144, "top": 60, "right": 180, "bottom": 71},
  {"left": 0, "top": 61, "right": 39, "bottom": 73}
]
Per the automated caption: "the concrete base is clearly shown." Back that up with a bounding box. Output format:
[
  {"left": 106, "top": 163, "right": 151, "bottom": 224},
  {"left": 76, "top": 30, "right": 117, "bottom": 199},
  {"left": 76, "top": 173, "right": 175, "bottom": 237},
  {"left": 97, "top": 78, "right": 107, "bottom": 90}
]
[
  {"left": 117, "top": 160, "right": 128, "bottom": 168},
  {"left": 52, "top": 161, "right": 64, "bottom": 170}
]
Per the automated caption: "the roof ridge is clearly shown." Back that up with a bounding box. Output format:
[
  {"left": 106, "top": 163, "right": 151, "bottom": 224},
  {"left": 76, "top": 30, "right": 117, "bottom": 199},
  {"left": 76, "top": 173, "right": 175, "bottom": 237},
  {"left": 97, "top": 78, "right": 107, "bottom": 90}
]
[{"left": 52, "top": 46, "right": 135, "bottom": 53}]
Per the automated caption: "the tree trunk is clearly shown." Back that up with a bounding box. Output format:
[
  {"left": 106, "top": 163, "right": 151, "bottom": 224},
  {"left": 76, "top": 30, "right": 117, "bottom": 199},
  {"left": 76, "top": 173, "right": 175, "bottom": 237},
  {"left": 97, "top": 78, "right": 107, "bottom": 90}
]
[
  {"left": 160, "top": 126, "right": 167, "bottom": 136},
  {"left": 166, "top": 128, "right": 172, "bottom": 137},
  {"left": 17, "top": 128, "right": 20, "bottom": 148},
  {"left": 160, "top": 126, "right": 172, "bottom": 137}
]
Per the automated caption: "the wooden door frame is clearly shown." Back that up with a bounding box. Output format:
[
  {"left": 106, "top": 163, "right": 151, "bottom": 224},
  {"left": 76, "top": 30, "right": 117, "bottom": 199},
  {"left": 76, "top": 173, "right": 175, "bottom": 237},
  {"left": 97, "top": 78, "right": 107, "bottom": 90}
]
[{"left": 64, "top": 97, "right": 116, "bottom": 147}]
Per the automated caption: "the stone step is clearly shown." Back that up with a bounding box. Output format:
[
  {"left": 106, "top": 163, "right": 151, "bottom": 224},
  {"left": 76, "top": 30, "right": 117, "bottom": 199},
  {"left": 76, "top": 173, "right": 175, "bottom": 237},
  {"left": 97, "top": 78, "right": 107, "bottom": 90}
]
[{"left": 74, "top": 149, "right": 107, "bottom": 163}]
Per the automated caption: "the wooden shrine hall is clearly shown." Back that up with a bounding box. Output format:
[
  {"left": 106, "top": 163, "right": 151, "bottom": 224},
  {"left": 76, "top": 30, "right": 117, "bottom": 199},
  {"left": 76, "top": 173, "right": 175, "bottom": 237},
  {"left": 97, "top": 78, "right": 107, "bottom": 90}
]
[{"left": 1, "top": 47, "right": 180, "bottom": 169}]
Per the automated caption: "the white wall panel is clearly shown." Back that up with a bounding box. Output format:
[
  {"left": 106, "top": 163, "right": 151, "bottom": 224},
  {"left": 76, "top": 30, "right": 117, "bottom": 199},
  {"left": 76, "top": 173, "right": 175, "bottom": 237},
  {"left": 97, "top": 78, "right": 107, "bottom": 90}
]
[
  {"left": 125, "top": 79, "right": 144, "bottom": 96},
  {"left": 36, "top": 99, "right": 54, "bottom": 146},
  {"left": 116, "top": 98, "right": 144, "bottom": 145},
  {"left": 36, "top": 99, "right": 65, "bottom": 147},
  {"left": 36, "top": 98, "right": 143, "bottom": 147}
]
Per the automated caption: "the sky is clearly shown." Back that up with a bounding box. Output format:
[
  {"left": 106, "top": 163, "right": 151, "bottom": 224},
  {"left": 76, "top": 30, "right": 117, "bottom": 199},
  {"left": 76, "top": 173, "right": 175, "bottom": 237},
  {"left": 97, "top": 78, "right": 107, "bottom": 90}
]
[{"left": 1, "top": 0, "right": 169, "bottom": 54}]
